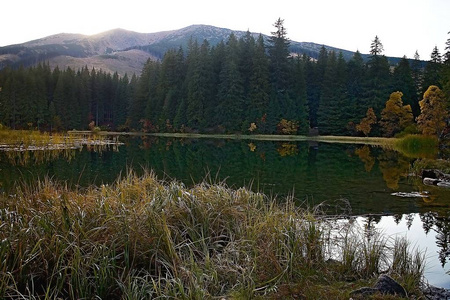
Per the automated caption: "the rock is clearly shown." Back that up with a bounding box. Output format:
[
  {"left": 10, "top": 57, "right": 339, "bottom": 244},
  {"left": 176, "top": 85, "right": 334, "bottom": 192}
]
[
  {"left": 391, "top": 192, "right": 429, "bottom": 198},
  {"left": 350, "top": 287, "right": 378, "bottom": 297},
  {"left": 350, "top": 274, "right": 407, "bottom": 298},
  {"left": 421, "top": 169, "right": 450, "bottom": 181},
  {"left": 374, "top": 274, "right": 407, "bottom": 297},
  {"left": 437, "top": 181, "right": 450, "bottom": 188},
  {"left": 423, "top": 177, "right": 441, "bottom": 186},
  {"left": 421, "top": 283, "right": 450, "bottom": 300},
  {"left": 422, "top": 169, "right": 450, "bottom": 188}
]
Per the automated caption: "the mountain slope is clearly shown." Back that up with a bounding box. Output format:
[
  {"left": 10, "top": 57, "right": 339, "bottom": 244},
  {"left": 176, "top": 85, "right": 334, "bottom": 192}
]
[{"left": 0, "top": 24, "right": 372, "bottom": 76}]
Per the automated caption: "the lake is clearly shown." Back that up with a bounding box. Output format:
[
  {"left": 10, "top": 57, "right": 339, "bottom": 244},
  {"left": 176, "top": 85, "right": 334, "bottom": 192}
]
[{"left": 1, "top": 136, "right": 449, "bottom": 288}]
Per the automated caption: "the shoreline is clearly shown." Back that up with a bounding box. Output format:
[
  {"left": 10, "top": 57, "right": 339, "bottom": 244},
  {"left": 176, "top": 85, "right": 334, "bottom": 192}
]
[{"left": 70, "top": 130, "right": 397, "bottom": 146}]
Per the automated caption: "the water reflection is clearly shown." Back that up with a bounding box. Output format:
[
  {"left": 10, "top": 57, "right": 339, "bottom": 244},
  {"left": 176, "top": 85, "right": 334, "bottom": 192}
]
[
  {"left": 354, "top": 145, "right": 375, "bottom": 172},
  {"left": 1, "top": 136, "right": 449, "bottom": 286},
  {"left": 2, "top": 147, "right": 79, "bottom": 166},
  {"left": 363, "top": 213, "right": 450, "bottom": 288}
]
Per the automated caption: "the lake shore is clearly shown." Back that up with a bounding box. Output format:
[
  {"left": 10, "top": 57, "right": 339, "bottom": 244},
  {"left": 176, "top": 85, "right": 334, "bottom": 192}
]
[
  {"left": 0, "top": 171, "right": 431, "bottom": 299},
  {"left": 71, "top": 130, "right": 397, "bottom": 146}
]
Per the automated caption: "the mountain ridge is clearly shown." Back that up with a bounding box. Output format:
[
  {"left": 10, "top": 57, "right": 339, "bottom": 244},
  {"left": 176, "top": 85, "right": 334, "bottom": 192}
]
[{"left": 0, "top": 24, "right": 386, "bottom": 76}]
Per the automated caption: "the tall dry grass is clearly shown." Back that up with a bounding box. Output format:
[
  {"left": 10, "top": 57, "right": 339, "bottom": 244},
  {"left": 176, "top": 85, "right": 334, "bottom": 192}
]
[{"left": 0, "top": 171, "right": 425, "bottom": 299}]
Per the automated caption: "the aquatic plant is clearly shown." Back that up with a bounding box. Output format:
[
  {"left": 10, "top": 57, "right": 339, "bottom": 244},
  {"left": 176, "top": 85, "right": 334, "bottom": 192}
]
[{"left": 394, "top": 134, "right": 439, "bottom": 158}]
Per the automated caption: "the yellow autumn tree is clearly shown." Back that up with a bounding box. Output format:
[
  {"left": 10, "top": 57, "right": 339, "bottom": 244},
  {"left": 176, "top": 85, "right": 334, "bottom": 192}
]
[
  {"left": 379, "top": 91, "right": 414, "bottom": 137},
  {"left": 416, "top": 85, "right": 449, "bottom": 138},
  {"left": 356, "top": 107, "right": 377, "bottom": 137},
  {"left": 276, "top": 119, "right": 299, "bottom": 135}
]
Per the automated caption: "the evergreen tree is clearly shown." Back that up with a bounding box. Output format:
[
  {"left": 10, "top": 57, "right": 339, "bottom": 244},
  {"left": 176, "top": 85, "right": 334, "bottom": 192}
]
[
  {"left": 370, "top": 36, "right": 384, "bottom": 56},
  {"left": 268, "top": 18, "right": 291, "bottom": 95},
  {"left": 292, "top": 56, "right": 309, "bottom": 134},
  {"left": 317, "top": 51, "right": 337, "bottom": 134},
  {"left": 363, "top": 36, "right": 391, "bottom": 117},
  {"left": 267, "top": 18, "right": 293, "bottom": 131},
  {"left": 392, "top": 56, "right": 418, "bottom": 116},
  {"left": 411, "top": 51, "right": 423, "bottom": 111},
  {"left": 248, "top": 34, "right": 271, "bottom": 132},
  {"left": 208, "top": 41, "right": 225, "bottom": 127},
  {"left": 78, "top": 67, "right": 92, "bottom": 128},
  {"left": 216, "top": 33, "right": 245, "bottom": 131},
  {"left": 442, "top": 32, "right": 450, "bottom": 106},
  {"left": 142, "top": 60, "right": 161, "bottom": 127},
  {"left": 129, "top": 59, "right": 153, "bottom": 128},
  {"left": 186, "top": 39, "right": 213, "bottom": 130},
  {"left": 238, "top": 30, "right": 256, "bottom": 100},
  {"left": 422, "top": 46, "right": 443, "bottom": 96},
  {"left": 306, "top": 47, "right": 328, "bottom": 127},
  {"left": 317, "top": 51, "right": 351, "bottom": 135},
  {"left": 113, "top": 74, "right": 129, "bottom": 129}
]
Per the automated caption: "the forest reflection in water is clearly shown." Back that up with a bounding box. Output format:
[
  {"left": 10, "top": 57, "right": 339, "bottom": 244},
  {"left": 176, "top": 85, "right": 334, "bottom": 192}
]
[{"left": 0, "top": 136, "right": 449, "bottom": 287}]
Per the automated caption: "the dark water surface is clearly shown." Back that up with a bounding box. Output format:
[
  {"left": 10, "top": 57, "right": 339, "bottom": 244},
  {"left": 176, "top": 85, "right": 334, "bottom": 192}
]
[{"left": 1, "top": 137, "right": 449, "bottom": 287}]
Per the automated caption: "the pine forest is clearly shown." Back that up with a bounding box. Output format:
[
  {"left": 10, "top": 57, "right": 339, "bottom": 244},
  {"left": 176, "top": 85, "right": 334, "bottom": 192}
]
[{"left": 1, "top": 19, "right": 449, "bottom": 138}]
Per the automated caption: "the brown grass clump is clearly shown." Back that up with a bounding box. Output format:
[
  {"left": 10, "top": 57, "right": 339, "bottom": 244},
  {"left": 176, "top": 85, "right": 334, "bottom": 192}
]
[{"left": 0, "top": 171, "right": 425, "bottom": 299}]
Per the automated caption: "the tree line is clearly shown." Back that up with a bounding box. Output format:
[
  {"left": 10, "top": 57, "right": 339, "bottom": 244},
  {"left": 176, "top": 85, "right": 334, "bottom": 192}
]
[{"left": 0, "top": 19, "right": 449, "bottom": 137}]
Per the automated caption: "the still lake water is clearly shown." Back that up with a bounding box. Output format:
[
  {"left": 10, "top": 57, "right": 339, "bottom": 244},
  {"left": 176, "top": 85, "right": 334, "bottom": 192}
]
[{"left": 1, "top": 136, "right": 449, "bottom": 288}]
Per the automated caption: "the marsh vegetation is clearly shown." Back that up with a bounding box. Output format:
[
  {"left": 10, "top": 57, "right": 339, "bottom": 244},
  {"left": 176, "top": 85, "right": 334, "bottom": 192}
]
[{"left": 0, "top": 171, "right": 427, "bottom": 299}]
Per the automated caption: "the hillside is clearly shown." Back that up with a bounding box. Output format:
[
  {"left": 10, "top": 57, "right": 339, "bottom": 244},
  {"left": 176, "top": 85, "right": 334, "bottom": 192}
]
[{"left": 0, "top": 24, "right": 384, "bottom": 76}]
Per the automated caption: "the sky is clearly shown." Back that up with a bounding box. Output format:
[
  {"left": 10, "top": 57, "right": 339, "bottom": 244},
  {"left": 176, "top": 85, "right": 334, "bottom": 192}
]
[{"left": 1, "top": 0, "right": 449, "bottom": 59}]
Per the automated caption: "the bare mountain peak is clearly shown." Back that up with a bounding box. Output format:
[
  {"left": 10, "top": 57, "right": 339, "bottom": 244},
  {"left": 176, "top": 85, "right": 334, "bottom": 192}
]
[
  {"left": 23, "top": 33, "right": 88, "bottom": 47},
  {"left": 0, "top": 24, "right": 364, "bottom": 76}
]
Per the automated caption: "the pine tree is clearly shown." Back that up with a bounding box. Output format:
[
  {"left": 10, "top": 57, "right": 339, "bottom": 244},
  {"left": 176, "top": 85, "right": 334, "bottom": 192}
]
[
  {"left": 306, "top": 47, "right": 327, "bottom": 127},
  {"left": 248, "top": 34, "right": 270, "bottom": 132},
  {"left": 78, "top": 66, "right": 92, "bottom": 128},
  {"left": 370, "top": 36, "right": 384, "bottom": 56},
  {"left": 186, "top": 39, "right": 213, "bottom": 130},
  {"left": 216, "top": 33, "right": 245, "bottom": 131},
  {"left": 422, "top": 46, "right": 443, "bottom": 96},
  {"left": 238, "top": 30, "right": 256, "bottom": 101},
  {"left": 142, "top": 60, "right": 161, "bottom": 127},
  {"left": 268, "top": 18, "right": 291, "bottom": 95},
  {"left": 392, "top": 56, "right": 418, "bottom": 116},
  {"left": 129, "top": 59, "right": 153, "bottom": 128},
  {"left": 411, "top": 51, "right": 423, "bottom": 112},
  {"left": 363, "top": 36, "right": 391, "bottom": 117},
  {"left": 317, "top": 51, "right": 337, "bottom": 134},
  {"left": 442, "top": 32, "right": 450, "bottom": 106},
  {"left": 292, "top": 56, "right": 309, "bottom": 134},
  {"left": 347, "top": 51, "right": 366, "bottom": 123},
  {"left": 267, "top": 18, "right": 293, "bottom": 131}
]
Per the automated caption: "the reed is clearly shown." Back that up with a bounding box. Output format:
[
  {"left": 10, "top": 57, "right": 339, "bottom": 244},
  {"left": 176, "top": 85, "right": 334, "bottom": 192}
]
[
  {"left": 394, "top": 134, "right": 439, "bottom": 158},
  {"left": 0, "top": 171, "right": 426, "bottom": 299}
]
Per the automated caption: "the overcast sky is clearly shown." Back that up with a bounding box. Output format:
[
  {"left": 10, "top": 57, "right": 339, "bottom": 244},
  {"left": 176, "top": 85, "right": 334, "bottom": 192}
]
[{"left": 1, "top": 0, "right": 449, "bottom": 59}]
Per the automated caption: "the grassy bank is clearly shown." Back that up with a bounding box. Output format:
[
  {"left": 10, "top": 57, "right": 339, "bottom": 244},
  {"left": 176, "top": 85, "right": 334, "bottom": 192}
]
[
  {"left": 73, "top": 130, "right": 397, "bottom": 146},
  {"left": 0, "top": 127, "right": 122, "bottom": 152},
  {"left": 0, "top": 171, "right": 425, "bottom": 299},
  {"left": 0, "top": 127, "right": 67, "bottom": 148},
  {"left": 393, "top": 134, "right": 439, "bottom": 158}
]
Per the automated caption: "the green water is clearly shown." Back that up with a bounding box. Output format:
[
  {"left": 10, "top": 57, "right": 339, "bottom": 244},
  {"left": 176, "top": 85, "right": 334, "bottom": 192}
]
[{"left": 0, "top": 136, "right": 449, "bottom": 287}]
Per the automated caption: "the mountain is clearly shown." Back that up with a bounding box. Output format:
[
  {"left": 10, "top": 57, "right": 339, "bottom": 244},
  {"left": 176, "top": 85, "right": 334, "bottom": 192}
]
[{"left": 0, "top": 24, "right": 378, "bottom": 76}]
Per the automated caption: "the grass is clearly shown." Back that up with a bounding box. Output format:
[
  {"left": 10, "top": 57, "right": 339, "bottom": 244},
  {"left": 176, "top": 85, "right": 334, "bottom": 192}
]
[
  {"left": 73, "top": 129, "right": 398, "bottom": 146},
  {"left": 411, "top": 158, "right": 450, "bottom": 175},
  {"left": 0, "top": 126, "right": 122, "bottom": 153},
  {"left": 0, "top": 127, "right": 67, "bottom": 148},
  {"left": 393, "top": 134, "right": 439, "bottom": 158},
  {"left": 0, "top": 171, "right": 426, "bottom": 299}
]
